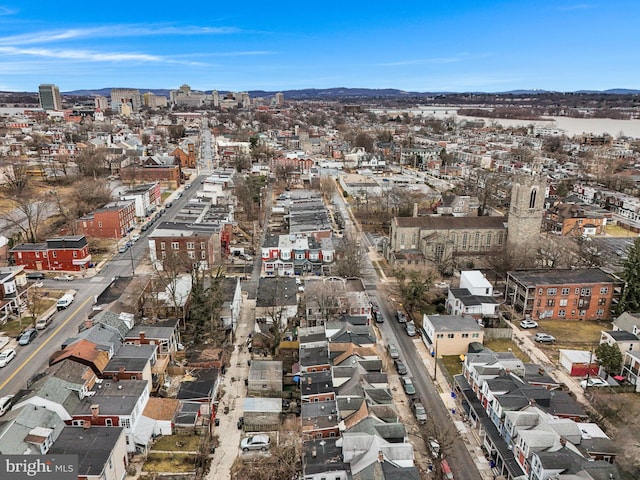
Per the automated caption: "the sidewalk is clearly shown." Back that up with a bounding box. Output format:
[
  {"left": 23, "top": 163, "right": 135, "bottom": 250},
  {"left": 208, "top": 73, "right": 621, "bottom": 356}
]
[
  {"left": 205, "top": 295, "right": 254, "bottom": 480},
  {"left": 414, "top": 339, "right": 495, "bottom": 480}
]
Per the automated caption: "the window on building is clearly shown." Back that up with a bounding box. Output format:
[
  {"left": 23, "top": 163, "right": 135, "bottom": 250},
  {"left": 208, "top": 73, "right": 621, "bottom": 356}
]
[
  {"left": 579, "top": 310, "right": 586, "bottom": 317},
  {"left": 538, "top": 288, "right": 543, "bottom": 295},
  {"left": 172, "top": 242, "right": 179, "bottom": 250},
  {"left": 472, "top": 333, "right": 480, "bottom": 338},
  {"left": 436, "top": 334, "right": 444, "bottom": 339},
  {"left": 105, "top": 418, "right": 113, "bottom": 427},
  {"left": 51, "top": 251, "right": 57, "bottom": 258},
  {"left": 462, "top": 233, "right": 468, "bottom": 249},
  {"left": 447, "top": 333, "right": 455, "bottom": 339},
  {"left": 187, "top": 242, "right": 195, "bottom": 249},
  {"left": 462, "top": 333, "right": 469, "bottom": 338},
  {"left": 598, "top": 298, "right": 606, "bottom": 305},
  {"left": 121, "top": 418, "right": 131, "bottom": 429},
  {"left": 435, "top": 244, "right": 444, "bottom": 260},
  {"left": 35, "top": 252, "right": 39, "bottom": 258},
  {"left": 529, "top": 189, "right": 537, "bottom": 208},
  {"left": 581, "top": 288, "right": 591, "bottom": 296},
  {"left": 600, "top": 287, "right": 609, "bottom": 295},
  {"left": 188, "top": 251, "right": 195, "bottom": 259},
  {"left": 73, "top": 251, "right": 77, "bottom": 258},
  {"left": 161, "top": 252, "right": 166, "bottom": 259},
  {"left": 474, "top": 232, "right": 480, "bottom": 247},
  {"left": 98, "top": 221, "right": 102, "bottom": 228},
  {"left": 537, "top": 299, "right": 541, "bottom": 307},
  {"left": 498, "top": 232, "right": 504, "bottom": 245},
  {"left": 486, "top": 232, "right": 492, "bottom": 245},
  {"left": 558, "top": 309, "right": 566, "bottom": 317},
  {"left": 546, "top": 299, "right": 555, "bottom": 307},
  {"left": 559, "top": 299, "right": 568, "bottom": 307},
  {"left": 547, "top": 288, "right": 557, "bottom": 295},
  {"left": 561, "top": 288, "right": 570, "bottom": 295},
  {"left": 201, "top": 251, "right": 206, "bottom": 259},
  {"left": 596, "top": 309, "right": 604, "bottom": 317},
  {"left": 160, "top": 242, "right": 166, "bottom": 250}
]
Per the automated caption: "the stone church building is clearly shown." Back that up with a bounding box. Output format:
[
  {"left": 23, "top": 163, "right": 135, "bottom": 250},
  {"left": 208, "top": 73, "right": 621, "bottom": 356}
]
[{"left": 385, "top": 174, "right": 546, "bottom": 267}]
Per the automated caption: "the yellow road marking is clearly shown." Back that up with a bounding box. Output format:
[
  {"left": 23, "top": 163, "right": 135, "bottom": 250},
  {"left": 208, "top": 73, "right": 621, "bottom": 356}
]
[{"left": 0, "top": 295, "right": 94, "bottom": 391}]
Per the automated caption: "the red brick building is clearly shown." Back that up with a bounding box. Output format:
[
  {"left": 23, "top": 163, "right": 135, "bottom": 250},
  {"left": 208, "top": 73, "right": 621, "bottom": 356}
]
[
  {"left": 170, "top": 144, "right": 196, "bottom": 168},
  {"left": 505, "top": 268, "right": 624, "bottom": 321},
  {"left": 148, "top": 222, "right": 222, "bottom": 272},
  {"left": 76, "top": 200, "right": 137, "bottom": 239},
  {"left": 120, "top": 164, "right": 181, "bottom": 189},
  {"left": 11, "top": 235, "right": 92, "bottom": 272}
]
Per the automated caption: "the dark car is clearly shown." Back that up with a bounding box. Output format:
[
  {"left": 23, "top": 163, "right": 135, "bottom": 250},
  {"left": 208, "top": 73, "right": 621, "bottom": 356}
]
[
  {"left": 237, "top": 416, "right": 244, "bottom": 430},
  {"left": 396, "top": 310, "right": 408, "bottom": 323},
  {"left": 394, "top": 359, "right": 408, "bottom": 375},
  {"left": 26, "top": 272, "right": 45, "bottom": 280},
  {"left": 18, "top": 328, "right": 38, "bottom": 346}
]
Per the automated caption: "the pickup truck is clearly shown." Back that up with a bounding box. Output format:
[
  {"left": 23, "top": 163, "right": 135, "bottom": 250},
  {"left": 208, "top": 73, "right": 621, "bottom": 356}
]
[{"left": 412, "top": 397, "right": 427, "bottom": 424}]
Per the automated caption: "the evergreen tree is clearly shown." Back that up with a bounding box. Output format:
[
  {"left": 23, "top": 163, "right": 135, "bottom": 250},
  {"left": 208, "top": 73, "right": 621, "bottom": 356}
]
[
  {"left": 595, "top": 343, "right": 622, "bottom": 374},
  {"left": 617, "top": 237, "right": 640, "bottom": 314}
]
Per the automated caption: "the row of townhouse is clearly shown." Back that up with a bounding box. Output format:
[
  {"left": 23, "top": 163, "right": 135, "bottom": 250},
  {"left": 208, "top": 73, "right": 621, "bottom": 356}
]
[
  {"left": 455, "top": 350, "right": 621, "bottom": 480},
  {"left": 261, "top": 233, "right": 335, "bottom": 277},
  {"left": 574, "top": 183, "right": 640, "bottom": 229},
  {"left": 298, "top": 294, "right": 421, "bottom": 480}
]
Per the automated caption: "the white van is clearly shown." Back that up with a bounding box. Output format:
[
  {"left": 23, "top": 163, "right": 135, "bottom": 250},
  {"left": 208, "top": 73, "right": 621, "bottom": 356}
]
[
  {"left": 56, "top": 293, "right": 75, "bottom": 311},
  {"left": 36, "top": 310, "right": 56, "bottom": 329}
]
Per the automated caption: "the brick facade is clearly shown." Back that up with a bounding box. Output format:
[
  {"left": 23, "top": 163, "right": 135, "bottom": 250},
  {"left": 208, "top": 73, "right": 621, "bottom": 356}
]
[{"left": 11, "top": 235, "right": 91, "bottom": 272}]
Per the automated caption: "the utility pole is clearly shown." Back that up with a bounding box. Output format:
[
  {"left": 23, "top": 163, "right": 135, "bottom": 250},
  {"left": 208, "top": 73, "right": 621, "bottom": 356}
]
[{"left": 129, "top": 234, "right": 135, "bottom": 276}]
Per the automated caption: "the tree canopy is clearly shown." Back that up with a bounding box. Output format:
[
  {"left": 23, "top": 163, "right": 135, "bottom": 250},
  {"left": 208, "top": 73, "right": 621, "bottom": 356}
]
[{"left": 617, "top": 237, "right": 640, "bottom": 314}]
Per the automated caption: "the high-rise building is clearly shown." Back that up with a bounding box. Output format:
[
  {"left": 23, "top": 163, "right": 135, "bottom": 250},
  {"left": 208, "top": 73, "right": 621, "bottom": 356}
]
[
  {"left": 39, "top": 84, "right": 62, "bottom": 111},
  {"left": 275, "top": 92, "right": 284, "bottom": 107},
  {"left": 110, "top": 88, "right": 142, "bottom": 112},
  {"left": 94, "top": 95, "right": 108, "bottom": 111},
  {"left": 212, "top": 90, "right": 220, "bottom": 108}
]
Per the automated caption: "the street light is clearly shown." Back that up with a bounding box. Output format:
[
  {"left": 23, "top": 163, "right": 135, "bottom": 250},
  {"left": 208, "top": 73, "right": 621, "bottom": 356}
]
[{"left": 432, "top": 338, "right": 439, "bottom": 381}]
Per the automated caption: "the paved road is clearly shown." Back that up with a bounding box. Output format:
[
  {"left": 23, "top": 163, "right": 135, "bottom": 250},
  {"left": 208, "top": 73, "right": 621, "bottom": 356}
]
[{"left": 330, "top": 173, "right": 482, "bottom": 480}]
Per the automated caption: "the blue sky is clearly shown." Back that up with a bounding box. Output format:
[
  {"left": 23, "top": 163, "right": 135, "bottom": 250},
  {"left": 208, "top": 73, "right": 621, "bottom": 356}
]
[{"left": 0, "top": 1, "right": 637, "bottom": 93}]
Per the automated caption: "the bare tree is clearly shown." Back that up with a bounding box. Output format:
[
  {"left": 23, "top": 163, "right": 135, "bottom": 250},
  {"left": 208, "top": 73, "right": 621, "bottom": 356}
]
[
  {"left": 75, "top": 146, "right": 108, "bottom": 178},
  {"left": 152, "top": 249, "right": 193, "bottom": 326},
  {"left": 4, "top": 162, "right": 30, "bottom": 196},
  {"left": 333, "top": 234, "right": 365, "bottom": 278},
  {"left": 392, "top": 265, "right": 438, "bottom": 317},
  {"left": 2, "top": 193, "right": 49, "bottom": 243}
]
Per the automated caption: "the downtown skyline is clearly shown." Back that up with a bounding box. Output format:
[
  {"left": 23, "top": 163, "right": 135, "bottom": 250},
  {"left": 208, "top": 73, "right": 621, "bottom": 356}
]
[{"left": 0, "top": 0, "right": 638, "bottom": 94}]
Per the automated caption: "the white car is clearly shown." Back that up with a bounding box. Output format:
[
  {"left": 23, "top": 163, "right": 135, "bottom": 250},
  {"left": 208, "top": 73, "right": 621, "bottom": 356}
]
[
  {"left": 580, "top": 377, "right": 608, "bottom": 388},
  {"left": 240, "top": 434, "right": 270, "bottom": 452},
  {"left": 534, "top": 333, "right": 556, "bottom": 343},
  {"left": 0, "top": 349, "right": 16, "bottom": 367},
  {"left": 0, "top": 395, "right": 14, "bottom": 416},
  {"left": 53, "top": 274, "right": 74, "bottom": 281},
  {"left": 520, "top": 319, "right": 539, "bottom": 329}
]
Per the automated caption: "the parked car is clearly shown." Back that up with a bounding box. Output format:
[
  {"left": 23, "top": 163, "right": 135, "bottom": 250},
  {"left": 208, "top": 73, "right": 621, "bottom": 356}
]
[
  {"left": 387, "top": 343, "right": 400, "bottom": 359},
  {"left": 580, "top": 377, "right": 609, "bottom": 388},
  {"left": 441, "top": 459, "right": 455, "bottom": 480},
  {"left": 131, "top": 233, "right": 140, "bottom": 242},
  {"left": 405, "top": 322, "right": 417, "bottom": 337},
  {"left": 520, "top": 319, "right": 539, "bottom": 329},
  {"left": 428, "top": 438, "right": 441, "bottom": 458},
  {"left": 237, "top": 416, "right": 244, "bottom": 430},
  {"left": 0, "top": 349, "right": 16, "bottom": 367},
  {"left": 18, "top": 328, "right": 38, "bottom": 346},
  {"left": 401, "top": 377, "right": 416, "bottom": 395},
  {"left": 118, "top": 244, "right": 129, "bottom": 253},
  {"left": 0, "top": 395, "right": 14, "bottom": 416},
  {"left": 53, "top": 274, "right": 74, "bottom": 281},
  {"left": 26, "top": 272, "right": 45, "bottom": 280},
  {"left": 394, "top": 359, "right": 408, "bottom": 375},
  {"left": 411, "top": 397, "right": 427, "bottom": 424},
  {"left": 396, "top": 310, "right": 408, "bottom": 323},
  {"left": 240, "top": 434, "right": 270, "bottom": 452},
  {"left": 534, "top": 333, "right": 556, "bottom": 343},
  {"left": 373, "top": 310, "right": 384, "bottom": 323}
]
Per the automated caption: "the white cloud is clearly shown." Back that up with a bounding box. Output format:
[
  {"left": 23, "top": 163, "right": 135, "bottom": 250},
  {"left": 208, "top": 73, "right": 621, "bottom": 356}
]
[
  {"left": 0, "top": 24, "right": 241, "bottom": 46},
  {"left": 0, "top": 6, "right": 17, "bottom": 16},
  {"left": 0, "top": 46, "right": 204, "bottom": 65},
  {"left": 557, "top": 4, "right": 591, "bottom": 11},
  {"left": 376, "top": 57, "right": 463, "bottom": 67}
]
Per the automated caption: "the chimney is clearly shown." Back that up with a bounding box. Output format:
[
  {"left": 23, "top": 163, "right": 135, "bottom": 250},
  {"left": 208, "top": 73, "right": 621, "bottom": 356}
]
[
  {"left": 119, "top": 366, "right": 126, "bottom": 378},
  {"left": 83, "top": 420, "right": 91, "bottom": 430},
  {"left": 84, "top": 319, "right": 93, "bottom": 330},
  {"left": 560, "top": 437, "right": 567, "bottom": 447},
  {"left": 90, "top": 404, "right": 99, "bottom": 417},
  {"left": 413, "top": 202, "right": 418, "bottom": 217},
  {"left": 139, "top": 331, "right": 146, "bottom": 342},
  {"left": 378, "top": 450, "right": 384, "bottom": 463},
  {"left": 311, "top": 447, "right": 317, "bottom": 458}
]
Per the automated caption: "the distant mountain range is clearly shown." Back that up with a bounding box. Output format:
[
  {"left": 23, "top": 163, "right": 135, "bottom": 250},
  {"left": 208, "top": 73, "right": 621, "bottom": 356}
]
[{"left": 59, "top": 87, "right": 640, "bottom": 99}]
